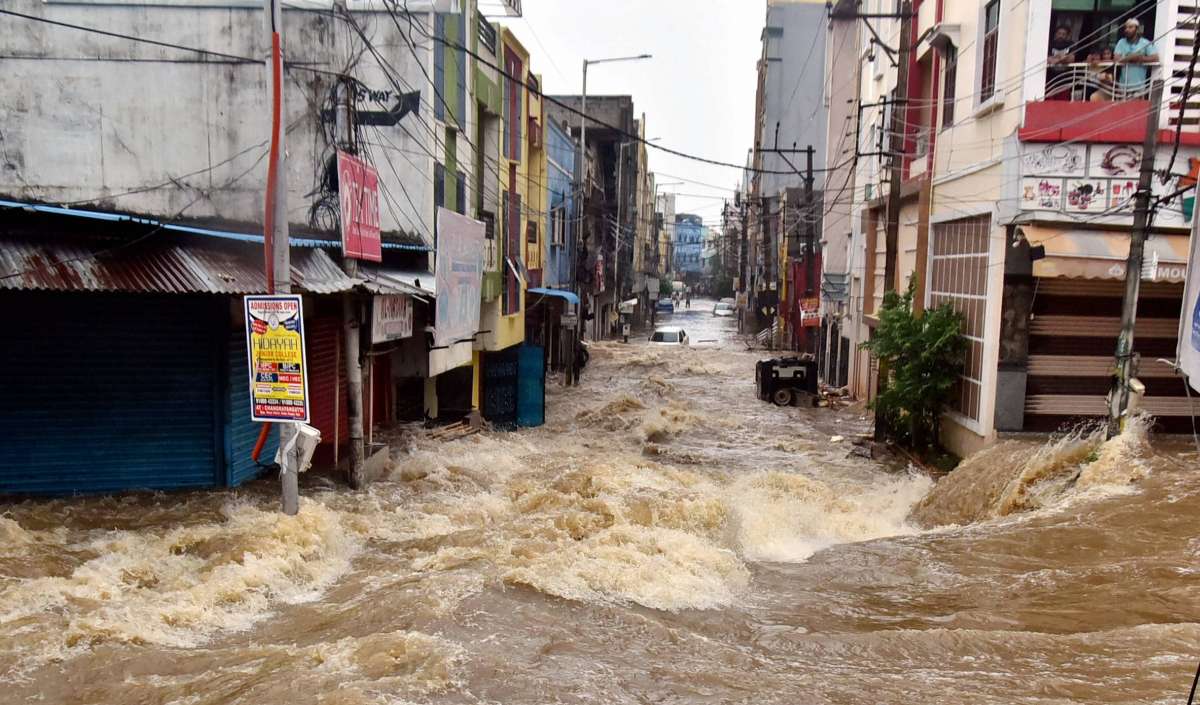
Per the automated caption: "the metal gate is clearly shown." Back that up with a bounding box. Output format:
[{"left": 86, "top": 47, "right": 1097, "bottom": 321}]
[
  {"left": 516, "top": 344, "right": 545, "bottom": 427},
  {"left": 482, "top": 346, "right": 519, "bottom": 428}
]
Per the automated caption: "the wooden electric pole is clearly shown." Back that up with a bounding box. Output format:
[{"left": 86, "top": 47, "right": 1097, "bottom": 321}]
[
  {"left": 1108, "top": 78, "right": 1164, "bottom": 437},
  {"left": 874, "top": 0, "right": 912, "bottom": 442}
]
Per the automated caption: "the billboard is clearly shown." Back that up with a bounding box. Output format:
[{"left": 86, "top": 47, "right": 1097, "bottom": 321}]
[
  {"left": 371, "top": 294, "right": 413, "bottom": 344},
  {"left": 1180, "top": 201, "right": 1200, "bottom": 392},
  {"left": 434, "top": 207, "right": 485, "bottom": 349},
  {"left": 337, "top": 150, "right": 382, "bottom": 262},
  {"left": 244, "top": 295, "right": 310, "bottom": 422}
]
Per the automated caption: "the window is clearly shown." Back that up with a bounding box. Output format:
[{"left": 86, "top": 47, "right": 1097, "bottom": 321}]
[
  {"left": 650, "top": 330, "right": 679, "bottom": 343},
  {"left": 482, "top": 210, "right": 496, "bottom": 239},
  {"left": 980, "top": 0, "right": 1000, "bottom": 102},
  {"left": 433, "top": 15, "right": 446, "bottom": 122},
  {"left": 503, "top": 190, "right": 522, "bottom": 315},
  {"left": 526, "top": 220, "right": 538, "bottom": 244},
  {"left": 929, "top": 215, "right": 991, "bottom": 422},
  {"left": 942, "top": 43, "right": 958, "bottom": 128},
  {"left": 434, "top": 162, "right": 445, "bottom": 210},
  {"left": 503, "top": 47, "right": 523, "bottom": 161},
  {"left": 455, "top": 171, "right": 466, "bottom": 215},
  {"left": 551, "top": 206, "right": 565, "bottom": 246}
]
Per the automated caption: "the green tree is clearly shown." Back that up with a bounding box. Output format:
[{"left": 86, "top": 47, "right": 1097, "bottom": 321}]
[{"left": 862, "top": 281, "right": 967, "bottom": 451}]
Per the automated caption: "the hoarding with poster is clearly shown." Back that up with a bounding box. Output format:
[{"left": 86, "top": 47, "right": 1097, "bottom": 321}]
[
  {"left": 1179, "top": 199, "right": 1200, "bottom": 392},
  {"left": 434, "top": 207, "right": 485, "bottom": 349},
  {"left": 338, "top": 150, "right": 382, "bottom": 262},
  {"left": 244, "top": 295, "right": 310, "bottom": 422}
]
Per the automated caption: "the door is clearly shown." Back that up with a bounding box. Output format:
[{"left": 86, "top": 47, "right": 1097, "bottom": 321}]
[{"left": 516, "top": 344, "right": 544, "bottom": 428}]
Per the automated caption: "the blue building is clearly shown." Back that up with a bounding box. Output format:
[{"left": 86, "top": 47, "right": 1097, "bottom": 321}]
[
  {"left": 673, "top": 213, "right": 705, "bottom": 275},
  {"left": 545, "top": 121, "right": 577, "bottom": 289}
]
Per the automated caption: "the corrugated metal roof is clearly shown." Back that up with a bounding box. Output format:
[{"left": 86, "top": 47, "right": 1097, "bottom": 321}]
[
  {"left": 0, "top": 237, "right": 359, "bottom": 295},
  {"left": 358, "top": 266, "right": 436, "bottom": 298},
  {"left": 0, "top": 199, "right": 433, "bottom": 252}
]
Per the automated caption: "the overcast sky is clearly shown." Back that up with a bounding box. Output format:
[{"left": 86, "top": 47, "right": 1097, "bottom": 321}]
[{"left": 499, "top": 0, "right": 766, "bottom": 227}]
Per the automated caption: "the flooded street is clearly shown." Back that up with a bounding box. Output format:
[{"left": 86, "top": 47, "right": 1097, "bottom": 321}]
[{"left": 2, "top": 298, "right": 1198, "bottom": 705}]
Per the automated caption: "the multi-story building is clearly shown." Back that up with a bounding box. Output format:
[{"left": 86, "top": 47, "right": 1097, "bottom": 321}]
[
  {"left": 546, "top": 94, "right": 638, "bottom": 339},
  {"left": 673, "top": 214, "right": 706, "bottom": 278},
  {"left": 845, "top": 0, "right": 1198, "bottom": 456},
  {"left": 0, "top": 0, "right": 571, "bottom": 493},
  {"left": 746, "top": 0, "right": 830, "bottom": 342}
]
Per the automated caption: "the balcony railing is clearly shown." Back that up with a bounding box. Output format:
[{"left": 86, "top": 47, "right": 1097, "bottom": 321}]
[
  {"left": 477, "top": 11, "right": 497, "bottom": 55},
  {"left": 1044, "top": 62, "right": 1159, "bottom": 103}
]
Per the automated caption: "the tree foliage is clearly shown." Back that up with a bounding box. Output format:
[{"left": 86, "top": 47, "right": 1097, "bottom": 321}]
[{"left": 862, "top": 281, "right": 967, "bottom": 450}]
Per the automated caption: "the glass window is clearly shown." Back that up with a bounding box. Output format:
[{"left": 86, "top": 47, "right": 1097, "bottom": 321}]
[
  {"left": 980, "top": 0, "right": 1000, "bottom": 102},
  {"left": 942, "top": 43, "right": 957, "bottom": 128}
]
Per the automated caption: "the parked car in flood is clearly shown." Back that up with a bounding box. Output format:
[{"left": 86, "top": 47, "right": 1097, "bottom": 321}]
[
  {"left": 655, "top": 298, "right": 676, "bottom": 314},
  {"left": 712, "top": 302, "right": 735, "bottom": 317},
  {"left": 648, "top": 327, "right": 689, "bottom": 346}
]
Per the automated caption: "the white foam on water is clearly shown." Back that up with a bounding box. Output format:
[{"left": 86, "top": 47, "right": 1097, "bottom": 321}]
[{"left": 724, "top": 470, "right": 933, "bottom": 562}]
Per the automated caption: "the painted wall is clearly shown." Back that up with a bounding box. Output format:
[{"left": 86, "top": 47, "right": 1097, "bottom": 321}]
[
  {"left": 758, "top": 0, "right": 830, "bottom": 198},
  {"left": 545, "top": 120, "right": 577, "bottom": 289},
  {"left": 0, "top": 0, "right": 456, "bottom": 248}
]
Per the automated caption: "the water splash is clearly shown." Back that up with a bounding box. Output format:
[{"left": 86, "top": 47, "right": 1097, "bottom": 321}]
[{"left": 911, "top": 416, "right": 1155, "bottom": 528}]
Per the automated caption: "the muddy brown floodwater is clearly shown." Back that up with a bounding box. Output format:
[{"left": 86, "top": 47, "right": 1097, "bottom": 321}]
[{"left": 2, "top": 300, "right": 1198, "bottom": 704}]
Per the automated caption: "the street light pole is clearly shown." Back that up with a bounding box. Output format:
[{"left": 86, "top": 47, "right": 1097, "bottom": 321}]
[{"left": 577, "top": 53, "right": 651, "bottom": 339}]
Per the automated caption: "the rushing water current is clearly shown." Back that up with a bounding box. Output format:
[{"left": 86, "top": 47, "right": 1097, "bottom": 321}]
[{"left": 2, "top": 300, "right": 1198, "bottom": 704}]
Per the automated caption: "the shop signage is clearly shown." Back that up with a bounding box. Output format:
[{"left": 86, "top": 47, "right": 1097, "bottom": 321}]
[
  {"left": 337, "top": 150, "right": 382, "bottom": 261},
  {"left": 371, "top": 294, "right": 413, "bottom": 343},
  {"left": 244, "top": 295, "right": 310, "bottom": 423},
  {"left": 595, "top": 255, "right": 605, "bottom": 293},
  {"left": 561, "top": 314, "right": 579, "bottom": 327}
]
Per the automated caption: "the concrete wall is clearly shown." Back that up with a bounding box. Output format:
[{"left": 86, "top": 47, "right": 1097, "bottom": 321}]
[{"left": 0, "top": 0, "right": 452, "bottom": 245}]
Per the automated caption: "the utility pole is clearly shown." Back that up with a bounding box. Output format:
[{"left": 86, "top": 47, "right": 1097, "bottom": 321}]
[
  {"left": 1108, "top": 78, "right": 1164, "bottom": 437},
  {"left": 874, "top": 0, "right": 912, "bottom": 442},
  {"left": 264, "top": 0, "right": 298, "bottom": 514},
  {"left": 615, "top": 141, "right": 625, "bottom": 327},
  {"left": 334, "top": 77, "right": 366, "bottom": 487}
]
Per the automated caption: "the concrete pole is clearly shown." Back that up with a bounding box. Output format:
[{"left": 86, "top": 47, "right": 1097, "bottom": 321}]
[
  {"left": 334, "top": 79, "right": 366, "bottom": 487},
  {"left": 264, "top": 0, "right": 298, "bottom": 515},
  {"left": 1108, "top": 79, "right": 1163, "bottom": 437},
  {"left": 615, "top": 141, "right": 625, "bottom": 336}
]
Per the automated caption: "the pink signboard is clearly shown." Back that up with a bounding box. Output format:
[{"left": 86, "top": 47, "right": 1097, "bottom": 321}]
[{"left": 337, "top": 150, "right": 382, "bottom": 262}]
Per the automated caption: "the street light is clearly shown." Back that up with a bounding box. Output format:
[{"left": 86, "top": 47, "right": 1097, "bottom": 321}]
[{"left": 577, "top": 53, "right": 651, "bottom": 338}]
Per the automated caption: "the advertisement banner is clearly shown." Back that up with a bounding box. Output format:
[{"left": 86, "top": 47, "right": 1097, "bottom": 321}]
[
  {"left": 434, "top": 207, "right": 485, "bottom": 349},
  {"left": 1179, "top": 200, "right": 1200, "bottom": 392},
  {"left": 244, "top": 295, "right": 310, "bottom": 423},
  {"left": 337, "top": 150, "right": 382, "bottom": 262},
  {"left": 371, "top": 294, "right": 413, "bottom": 344}
]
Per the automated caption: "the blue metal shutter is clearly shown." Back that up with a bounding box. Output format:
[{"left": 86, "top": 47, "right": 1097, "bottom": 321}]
[
  {"left": 0, "top": 292, "right": 222, "bottom": 494},
  {"left": 516, "top": 344, "right": 544, "bottom": 428},
  {"left": 224, "top": 329, "right": 278, "bottom": 487}
]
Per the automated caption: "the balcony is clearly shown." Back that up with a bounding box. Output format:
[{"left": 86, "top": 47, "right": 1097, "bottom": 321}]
[{"left": 1021, "top": 64, "right": 1161, "bottom": 143}]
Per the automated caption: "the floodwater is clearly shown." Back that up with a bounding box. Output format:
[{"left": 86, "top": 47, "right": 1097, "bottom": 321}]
[{"left": 2, "top": 297, "right": 1198, "bottom": 704}]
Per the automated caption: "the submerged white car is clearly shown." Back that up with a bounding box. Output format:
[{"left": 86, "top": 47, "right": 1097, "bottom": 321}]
[
  {"left": 648, "top": 327, "right": 689, "bottom": 346},
  {"left": 712, "top": 302, "right": 735, "bottom": 317}
]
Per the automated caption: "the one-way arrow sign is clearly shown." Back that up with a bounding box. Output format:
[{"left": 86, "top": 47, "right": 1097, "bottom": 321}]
[{"left": 320, "top": 90, "right": 421, "bottom": 127}]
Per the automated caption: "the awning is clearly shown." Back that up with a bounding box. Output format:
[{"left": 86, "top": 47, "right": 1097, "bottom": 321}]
[
  {"left": 1018, "top": 225, "right": 1190, "bottom": 283},
  {"left": 527, "top": 287, "right": 580, "bottom": 306},
  {"left": 358, "top": 266, "right": 436, "bottom": 298}
]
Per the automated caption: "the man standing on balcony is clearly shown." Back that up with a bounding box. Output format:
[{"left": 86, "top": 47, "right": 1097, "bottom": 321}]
[
  {"left": 1114, "top": 18, "right": 1158, "bottom": 97},
  {"left": 1046, "top": 26, "right": 1076, "bottom": 100}
]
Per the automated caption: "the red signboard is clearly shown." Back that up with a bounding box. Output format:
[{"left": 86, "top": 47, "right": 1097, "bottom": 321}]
[
  {"left": 800, "top": 297, "right": 820, "bottom": 328},
  {"left": 337, "top": 150, "right": 382, "bottom": 262}
]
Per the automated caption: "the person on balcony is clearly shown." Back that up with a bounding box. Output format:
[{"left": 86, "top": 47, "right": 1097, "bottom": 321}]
[
  {"left": 1046, "top": 26, "right": 1076, "bottom": 100},
  {"left": 1114, "top": 18, "right": 1157, "bottom": 97},
  {"left": 1088, "top": 48, "right": 1117, "bottom": 102}
]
